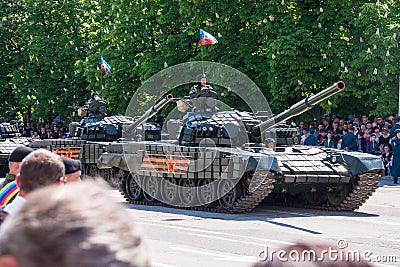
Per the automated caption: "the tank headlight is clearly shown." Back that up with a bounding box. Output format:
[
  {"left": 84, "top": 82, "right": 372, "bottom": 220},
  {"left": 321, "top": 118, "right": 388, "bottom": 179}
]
[{"left": 331, "top": 156, "right": 337, "bottom": 163}]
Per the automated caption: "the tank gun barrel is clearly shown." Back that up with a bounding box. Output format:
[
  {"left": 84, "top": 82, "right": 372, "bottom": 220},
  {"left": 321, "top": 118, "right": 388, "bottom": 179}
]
[
  {"left": 252, "top": 81, "right": 345, "bottom": 136},
  {"left": 125, "top": 94, "right": 175, "bottom": 134},
  {"left": 68, "top": 104, "right": 87, "bottom": 110}
]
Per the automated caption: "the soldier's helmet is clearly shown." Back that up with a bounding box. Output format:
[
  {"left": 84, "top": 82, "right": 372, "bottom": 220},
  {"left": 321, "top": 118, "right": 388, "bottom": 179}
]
[
  {"left": 266, "top": 138, "right": 275, "bottom": 144},
  {"left": 196, "top": 73, "right": 207, "bottom": 82},
  {"left": 91, "top": 91, "right": 99, "bottom": 99}
]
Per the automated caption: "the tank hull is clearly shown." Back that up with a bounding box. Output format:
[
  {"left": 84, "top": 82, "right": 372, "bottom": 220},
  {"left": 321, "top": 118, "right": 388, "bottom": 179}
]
[
  {"left": 98, "top": 141, "right": 383, "bottom": 213},
  {"left": 29, "top": 139, "right": 114, "bottom": 183}
]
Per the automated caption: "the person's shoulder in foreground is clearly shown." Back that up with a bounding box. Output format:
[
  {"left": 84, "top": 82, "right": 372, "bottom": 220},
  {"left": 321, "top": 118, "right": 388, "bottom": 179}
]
[{"left": 0, "top": 180, "right": 151, "bottom": 267}]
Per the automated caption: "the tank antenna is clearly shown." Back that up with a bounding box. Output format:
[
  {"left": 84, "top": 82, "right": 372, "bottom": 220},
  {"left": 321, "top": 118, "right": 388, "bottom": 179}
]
[{"left": 201, "top": 46, "right": 204, "bottom": 74}]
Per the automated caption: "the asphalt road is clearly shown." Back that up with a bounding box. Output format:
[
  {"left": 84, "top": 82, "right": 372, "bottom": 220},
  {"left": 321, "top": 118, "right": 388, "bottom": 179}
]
[
  {"left": 106, "top": 179, "right": 400, "bottom": 267},
  {"left": 2, "top": 177, "right": 398, "bottom": 266}
]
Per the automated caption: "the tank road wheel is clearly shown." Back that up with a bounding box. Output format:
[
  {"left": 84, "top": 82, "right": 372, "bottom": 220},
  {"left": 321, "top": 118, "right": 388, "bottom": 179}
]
[
  {"left": 87, "top": 164, "right": 98, "bottom": 178},
  {"left": 143, "top": 176, "right": 160, "bottom": 202},
  {"left": 116, "top": 168, "right": 128, "bottom": 192},
  {"left": 125, "top": 174, "right": 144, "bottom": 201},
  {"left": 160, "top": 177, "right": 178, "bottom": 205},
  {"left": 304, "top": 191, "right": 327, "bottom": 206},
  {"left": 197, "top": 179, "right": 217, "bottom": 208},
  {"left": 327, "top": 189, "right": 346, "bottom": 207},
  {"left": 327, "top": 183, "right": 352, "bottom": 207},
  {"left": 218, "top": 180, "right": 243, "bottom": 210},
  {"left": 178, "top": 179, "right": 197, "bottom": 206},
  {"left": 100, "top": 169, "right": 116, "bottom": 188}
]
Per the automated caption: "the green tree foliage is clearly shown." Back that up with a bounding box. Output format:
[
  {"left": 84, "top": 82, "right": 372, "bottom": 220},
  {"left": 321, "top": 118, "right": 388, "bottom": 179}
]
[
  {"left": 0, "top": 1, "right": 23, "bottom": 120},
  {"left": 341, "top": 2, "right": 400, "bottom": 116},
  {"left": 1, "top": 0, "right": 400, "bottom": 122},
  {"left": 3, "top": 0, "right": 91, "bottom": 122}
]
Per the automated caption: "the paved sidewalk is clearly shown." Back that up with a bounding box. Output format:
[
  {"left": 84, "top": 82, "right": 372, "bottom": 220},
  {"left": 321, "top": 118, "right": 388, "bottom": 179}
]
[{"left": 378, "top": 175, "right": 399, "bottom": 187}]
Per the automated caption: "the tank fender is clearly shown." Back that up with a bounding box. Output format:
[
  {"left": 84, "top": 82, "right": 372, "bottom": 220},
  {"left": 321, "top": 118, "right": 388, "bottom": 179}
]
[
  {"left": 340, "top": 152, "right": 384, "bottom": 175},
  {"left": 239, "top": 154, "right": 280, "bottom": 173},
  {"left": 97, "top": 152, "right": 123, "bottom": 169},
  {"left": 244, "top": 156, "right": 258, "bottom": 172},
  {"left": 97, "top": 152, "right": 141, "bottom": 172}
]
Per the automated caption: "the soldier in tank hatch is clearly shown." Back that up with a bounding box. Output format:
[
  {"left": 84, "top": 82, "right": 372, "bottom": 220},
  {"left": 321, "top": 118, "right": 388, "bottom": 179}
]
[
  {"left": 189, "top": 73, "right": 215, "bottom": 98},
  {"left": 88, "top": 91, "right": 107, "bottom": 116},
  {"left": 266, "top": 138, "right": 276, "bottom": 149},
  {"left": 91, "top": 91, "right": 102, "bottom": 101}
]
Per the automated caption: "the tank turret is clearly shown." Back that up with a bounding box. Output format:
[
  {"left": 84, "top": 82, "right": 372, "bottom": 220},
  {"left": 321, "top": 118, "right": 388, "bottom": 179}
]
[
  {"left": 0, "top": 122, "right": 21, "bottom": 139},
  {"left": 177, "top": 81, "right": 345, "bottom": 146},
  {"left": 69, "top": 94, "right": 176, "bottom": 142},
  {"left": 0, "top": 121, "right": 30, "bottom": 177}
]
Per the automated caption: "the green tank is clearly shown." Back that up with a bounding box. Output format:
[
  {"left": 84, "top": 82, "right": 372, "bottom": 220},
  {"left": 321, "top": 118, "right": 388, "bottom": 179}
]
[
  {"left": 97, "top": 81, "right": 384, "bottom": 213},
  {"left": 0, "top": 122, "right": 30, "bottom": 177},
  {"left": 30, "top": 96, "right": 161, "bottom": 186}
]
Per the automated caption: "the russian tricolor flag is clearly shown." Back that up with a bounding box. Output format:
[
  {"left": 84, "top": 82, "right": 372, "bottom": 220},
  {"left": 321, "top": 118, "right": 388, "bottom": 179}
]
[
  {"left": 100, "top": 56, "right": 111, "bottom": 75},
  {"left": 200, "top": 29, "right": 218, "bottom": 45}
]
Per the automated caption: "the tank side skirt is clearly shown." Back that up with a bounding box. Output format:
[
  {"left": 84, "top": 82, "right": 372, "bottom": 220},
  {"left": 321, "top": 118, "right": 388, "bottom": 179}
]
[
  {"left": 268, "top": 170, "right": 381, "bottom": 211},
  {"left": 119, "top": 169, "right": 275, "bottom": 213}
]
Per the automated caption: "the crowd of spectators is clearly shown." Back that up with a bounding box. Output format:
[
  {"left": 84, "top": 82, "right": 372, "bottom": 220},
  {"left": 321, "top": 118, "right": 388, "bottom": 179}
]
[
  {"left": 13, "top": 113, "right": 400, "bottom": 176},
  {"left": 18, "top": 120, "right": 70, "bottom": 139},
  {"left": 294, "top": 114, "right": 399, "bottom": 176}
]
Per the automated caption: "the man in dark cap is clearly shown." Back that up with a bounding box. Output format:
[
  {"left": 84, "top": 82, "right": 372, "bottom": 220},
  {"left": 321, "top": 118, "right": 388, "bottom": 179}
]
[
  {"left": 390, "top": 129, "right": 400, "bottom": 184},
  {"left": 342, "top": 125, "right": 357, "bottom": 151},
  {"left": 390, "top": 115, "right": 400, "bottom": 138},
  {"left": 62, "top": 158, "right": 82, "bottom": 183},
  {"left": 0, "top": 147, "right": 33, "bottom": 207},
  {"left": 0, "top": 181, "right": 150, "bottom": 267},
  {"left": 3, "top": 149, "right": 65, "bottom": 216},
  {"left": 0, "top": 146, "right": 33, "bottom": 189}
]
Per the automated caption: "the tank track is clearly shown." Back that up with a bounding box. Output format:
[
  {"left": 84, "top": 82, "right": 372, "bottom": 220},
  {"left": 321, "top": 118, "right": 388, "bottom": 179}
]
[
  {"left": 119, "top": 169, "right": 275, "bottom": 213},
  {"left": 271, "top": 170, "right": 381, "bottom": 211},
  {"left": 119, "top": 170, "right": 380, "bottom": 213},
  {"left": 336, "top": 171, "right": 380, "bottom": 211}
]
